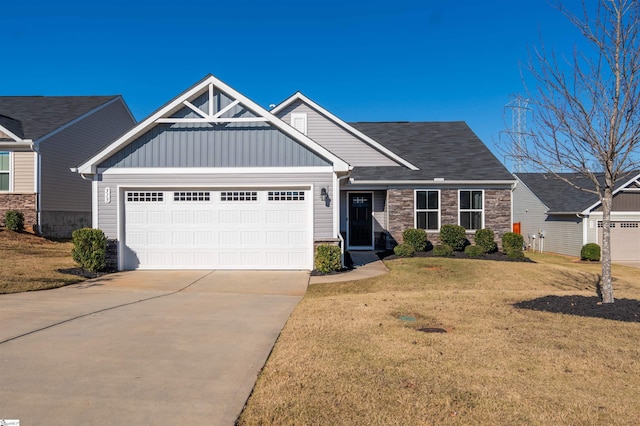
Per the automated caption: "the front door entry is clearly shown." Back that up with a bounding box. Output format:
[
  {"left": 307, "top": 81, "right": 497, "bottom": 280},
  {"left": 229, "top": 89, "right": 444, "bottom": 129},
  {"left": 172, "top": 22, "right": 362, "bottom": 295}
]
[{"left": 348, "top": 193, "right": 373, "bottom": 248}]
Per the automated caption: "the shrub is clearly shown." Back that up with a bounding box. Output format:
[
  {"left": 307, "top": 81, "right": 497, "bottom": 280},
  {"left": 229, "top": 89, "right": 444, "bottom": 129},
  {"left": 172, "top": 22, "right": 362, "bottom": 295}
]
[
  {"left": 314, "top": 244, "right": 342, "bottom": 273},
  {"left": 72, "top": 228, "right": 107, "bottom": 272},
  {"left": 433, "top": 244, "right": 454, "bottom": 257},
  {"left": 506, "top": 248, "right": 526, "bottom": 261},
  {"left": 4, "top": 210, "right": 24, "bottom": 232},
  {"left": 464, "top": 245, "right": 485, "bottom": 258},
  {"left": 502, "top": 232, "right": 524, "bottom": 253},
  {"left": 402, "top": 228, "right": 428, "bottom": 252},
  {"left": 393, "top": 243, "right": 415, "bottom": 257},
  {"left": 581, "top": 243, "right": 601, "bottom": 261},
  {"left": 474, "top": 228, "right": 497, "bottom": 253},
  {"left": 439, "top": 224, "right": 468, "bottom": 251}
]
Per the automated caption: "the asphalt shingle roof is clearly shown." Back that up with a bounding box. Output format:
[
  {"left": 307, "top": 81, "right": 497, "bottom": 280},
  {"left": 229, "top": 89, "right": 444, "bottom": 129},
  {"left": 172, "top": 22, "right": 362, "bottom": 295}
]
[
  {"left": 348, "top": 121, "right": 513, "bottom": 181},
  {"left": 0, "top": 96, "right": 118, "bottom": 140},
  {"left": 516, "top": 173, "right": 605, "bottom": 213}
]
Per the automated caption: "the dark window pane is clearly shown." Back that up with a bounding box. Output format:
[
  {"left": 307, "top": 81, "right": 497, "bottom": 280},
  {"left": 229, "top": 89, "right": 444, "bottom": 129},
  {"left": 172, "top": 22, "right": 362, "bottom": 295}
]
[
  {"left": 471, "top": 212, "right": 482, "bottom": 230},
  {"left": 460, "top": 212, "right": 470, "bottom": 229},
  {"left": 427, "top": 211, "right": 438, "bottom": 230},
  {"left": 460, "top": 191, "right": 470, "bottom": 209},
  {"left": 428, "top": 191, "right": 438, "bottom": 210},
  {"left": 416, "top": 191, "right": 427, "bottom": 210},
  {"left": 472, "top": 191, "right": 483, "bottom": 209},
  {"left": 416, "top": 211, "right": 427, "bottom": 229}
]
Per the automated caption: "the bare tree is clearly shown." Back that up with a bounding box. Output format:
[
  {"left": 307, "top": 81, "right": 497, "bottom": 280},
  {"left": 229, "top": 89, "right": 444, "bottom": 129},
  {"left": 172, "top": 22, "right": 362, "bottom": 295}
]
[{"left": 508, "top": 0, "right": 640, "bottom": 303}]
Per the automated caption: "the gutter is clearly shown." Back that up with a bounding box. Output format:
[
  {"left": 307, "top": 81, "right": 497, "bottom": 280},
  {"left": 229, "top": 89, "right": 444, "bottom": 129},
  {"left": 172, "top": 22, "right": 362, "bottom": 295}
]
[{"left": 349, "top": 179, "right": 516, "bottom": 186}]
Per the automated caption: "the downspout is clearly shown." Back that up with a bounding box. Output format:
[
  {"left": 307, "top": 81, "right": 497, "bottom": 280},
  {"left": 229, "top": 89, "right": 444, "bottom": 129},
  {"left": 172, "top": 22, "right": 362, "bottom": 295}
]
[
  {"left": 335, "top": 173, "right": 351, "bottom": 266},
  {"left": 33, "top": 142, "right": 42, "bottom": 235}
]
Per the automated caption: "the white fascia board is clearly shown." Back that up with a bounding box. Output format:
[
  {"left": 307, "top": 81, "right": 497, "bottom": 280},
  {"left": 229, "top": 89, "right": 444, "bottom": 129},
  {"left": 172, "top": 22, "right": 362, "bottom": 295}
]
[
  {"left": 99, "top": 166, "right": 335, "bottom": 175},
  {"left": 0, "top": 141, "right": 34, "bottom": 151},
  {"left": 77, "top": 75, "right": 350, "bottom": 174},
  {"left": 272, "top": 92, "right": 419, "bottom": 171},
  {"left": 581, "top": 172, "right": 640, "bottom": 214}
]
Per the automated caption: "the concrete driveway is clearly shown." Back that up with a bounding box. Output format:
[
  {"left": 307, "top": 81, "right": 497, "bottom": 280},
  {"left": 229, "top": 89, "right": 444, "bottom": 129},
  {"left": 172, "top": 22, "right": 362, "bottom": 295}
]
[{"left": 0, "top": 270, "right": 308, "bottom": 425}]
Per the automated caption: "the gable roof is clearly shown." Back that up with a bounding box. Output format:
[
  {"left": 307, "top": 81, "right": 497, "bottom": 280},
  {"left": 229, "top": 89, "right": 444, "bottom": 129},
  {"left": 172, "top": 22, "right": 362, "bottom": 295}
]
[
  {"left": 0, "top": 96, "right": 121, "bottom": 141},
  {"left": 76, "top": 75, "right": 350, "bottom": 174},
  {"left": 349, "top": 122, "right": 514, "bottom": 182},
  {"left": 515, "top": 172, "right": 640, "bottom": 213},
  {"left": 271, "top": 92, "right": 418, "bottom": 170}
]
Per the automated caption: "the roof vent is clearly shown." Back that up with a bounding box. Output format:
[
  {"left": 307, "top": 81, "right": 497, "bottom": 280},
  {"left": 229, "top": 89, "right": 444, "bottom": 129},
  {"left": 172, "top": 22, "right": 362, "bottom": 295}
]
[{"left": 434, "top": 177, "right": 445, "bottom": 182}]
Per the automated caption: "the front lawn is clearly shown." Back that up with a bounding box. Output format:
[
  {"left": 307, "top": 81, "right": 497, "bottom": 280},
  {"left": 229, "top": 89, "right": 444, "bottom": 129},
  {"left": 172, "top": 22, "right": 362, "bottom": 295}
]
[
  {"left": 238, "top": 253, "right": 640, "bottom": 425},
  {"left": 0, "top": 230, "right": 85, "bottom": 293}
]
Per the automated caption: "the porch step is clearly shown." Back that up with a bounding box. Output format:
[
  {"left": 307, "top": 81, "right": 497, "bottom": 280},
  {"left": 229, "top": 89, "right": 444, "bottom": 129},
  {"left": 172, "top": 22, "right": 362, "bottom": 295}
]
[{"left": 349, "top": 251, "right": 380, "bottom": 266}]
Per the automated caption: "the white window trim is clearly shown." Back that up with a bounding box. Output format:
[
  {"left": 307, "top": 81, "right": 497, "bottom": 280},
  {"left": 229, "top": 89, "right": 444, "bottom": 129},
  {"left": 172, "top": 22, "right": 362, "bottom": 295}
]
[
  {"left": 0, "top": 151, "right": 12, "bottom": 192},
  {"left": 414, "top": 189, "right": 441, "bottom": 231},
  {"left": 458, "top": 189, "right": 484, "bottom": 232},
  {"left": 291, "top": 113, "right": 308, "bottom": 135}
]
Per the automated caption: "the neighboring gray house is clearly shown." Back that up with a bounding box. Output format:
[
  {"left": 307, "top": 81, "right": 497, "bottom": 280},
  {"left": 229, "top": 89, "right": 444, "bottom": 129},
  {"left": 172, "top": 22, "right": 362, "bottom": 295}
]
[
  {"left": 75, "top": 74, "right": 515, "bottom": 271},
  {"left": 0, "top": 96, "right": 135, "bottom": 237},
  {"left": 514, "top": 172, "right": 640, "bottom": 261}
]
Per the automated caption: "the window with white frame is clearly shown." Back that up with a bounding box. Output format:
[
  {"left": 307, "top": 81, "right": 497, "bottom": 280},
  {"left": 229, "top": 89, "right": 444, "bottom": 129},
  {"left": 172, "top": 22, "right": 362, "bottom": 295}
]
[
  {"left": 459, "top": 190, "right": 483, "bottom": 230},
  {"left": 415, "top": 190, "right": 439, "bottom": 230},
  {"left": 0, "top": 152, "right": 10, "bottom": 191}
]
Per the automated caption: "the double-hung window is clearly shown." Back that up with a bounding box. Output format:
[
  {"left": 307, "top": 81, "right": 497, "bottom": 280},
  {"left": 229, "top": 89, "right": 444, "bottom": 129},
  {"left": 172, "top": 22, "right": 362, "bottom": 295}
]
[
  {"left": 459, "top": 190, "right": 483, "bottom": 230},
  {"left": 0, "top": 152, "right": 9, "bottom": 191},
  {"left": 415, "top": 190, "right": 439, "bottom": 230}
]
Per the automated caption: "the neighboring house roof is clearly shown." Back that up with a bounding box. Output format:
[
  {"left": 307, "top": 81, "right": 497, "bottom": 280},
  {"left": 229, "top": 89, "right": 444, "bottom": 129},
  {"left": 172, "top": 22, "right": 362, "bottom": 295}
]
[
  {"left": 0, "top": 96, "right": 120, "bottom": 140},
  {"left": 515, "top": 172, "right": 640, "bottom": 214},
  {"left": 349, "top": 122, "right": 514, "bottom": 182}
]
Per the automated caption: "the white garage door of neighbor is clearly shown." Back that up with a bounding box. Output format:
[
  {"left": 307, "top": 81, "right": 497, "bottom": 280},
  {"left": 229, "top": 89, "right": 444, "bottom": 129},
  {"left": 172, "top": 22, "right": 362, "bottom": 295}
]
[
  {"left": 598, "top": 221, "right": 640, "bottom": 261},
  {"left": 123, "top": 189, "right": 311, "bottom": 270}
]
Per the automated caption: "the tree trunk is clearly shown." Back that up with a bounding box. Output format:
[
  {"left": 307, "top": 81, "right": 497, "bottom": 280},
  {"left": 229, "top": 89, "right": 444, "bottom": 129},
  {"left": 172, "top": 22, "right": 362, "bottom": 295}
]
[{"left": 601, "top": 184, "right": 614, "bottom": 303}]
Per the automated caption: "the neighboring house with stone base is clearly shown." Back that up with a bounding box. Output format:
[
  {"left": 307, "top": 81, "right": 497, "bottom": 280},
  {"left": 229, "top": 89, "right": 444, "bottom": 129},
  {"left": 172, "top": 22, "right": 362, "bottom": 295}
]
[
  {"left": 75, "top": 75, "right": 515, "bottom": 271},
  {"left": 0, "top": 96, "right": 135, "bottom": 237}
]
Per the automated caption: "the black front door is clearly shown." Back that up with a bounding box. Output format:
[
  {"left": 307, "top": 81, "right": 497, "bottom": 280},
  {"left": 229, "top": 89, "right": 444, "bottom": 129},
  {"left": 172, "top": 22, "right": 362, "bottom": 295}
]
[{"left": 348, "top": 193, "right": 373, "bottom": 247}]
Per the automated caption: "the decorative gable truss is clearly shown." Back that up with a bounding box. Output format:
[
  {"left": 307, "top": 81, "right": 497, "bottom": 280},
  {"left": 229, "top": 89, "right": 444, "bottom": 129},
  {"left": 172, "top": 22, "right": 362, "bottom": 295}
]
[{"left": 76, "top": 75, "right": 350, "bottom": 174}]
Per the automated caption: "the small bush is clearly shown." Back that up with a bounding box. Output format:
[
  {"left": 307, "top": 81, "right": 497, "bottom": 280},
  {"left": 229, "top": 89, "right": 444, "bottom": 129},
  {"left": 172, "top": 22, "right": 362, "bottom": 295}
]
[
  {"left": 4, "top": 210, "right": 24, "bottom": 232},
  {"left": 72, "top": 228, "right": 107, "bottom": 272},
  {"left": 433, "top": 244, "right": 454, "bottom": 257},
  {"left": 502, "top": 232, "right": 524, "bottom": 253},
  {"left": 440, "top": 224, "right": 468, "bottom": 251},
  {"left": 402, "top": 228, "right": 428, "bottom": 252},
  {"left": 506, "top": 248, "right": 526, "bottom": 261},
  {"left": 474, "top": 228, "right": 497, "bottom": 253},
  {"left": 464, "top": 245, "right": 485, "bottom": 258},
  {"left": 393, "top": 243, "right": 415, "bottom": 257},
  {"left": 315, "top": 244, "right": 342, "bottom": 273},
  {"left": 581, "top": 243, "right": 601, "bottom": 261}
]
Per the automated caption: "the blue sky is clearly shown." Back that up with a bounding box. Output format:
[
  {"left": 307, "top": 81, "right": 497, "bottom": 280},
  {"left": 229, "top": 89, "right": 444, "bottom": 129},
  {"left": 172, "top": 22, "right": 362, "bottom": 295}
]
[{"left": 2, "top": 0, "right": 586, "bottom": 168}]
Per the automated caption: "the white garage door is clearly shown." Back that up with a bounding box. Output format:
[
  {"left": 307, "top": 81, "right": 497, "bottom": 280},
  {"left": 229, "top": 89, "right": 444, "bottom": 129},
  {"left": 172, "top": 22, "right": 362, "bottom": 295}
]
[
  {"left": 598, "top": 221, "right": 640, "bottom": 261},
  {"left": 123, "top": 189, "right": 312, "bottom": 270}
]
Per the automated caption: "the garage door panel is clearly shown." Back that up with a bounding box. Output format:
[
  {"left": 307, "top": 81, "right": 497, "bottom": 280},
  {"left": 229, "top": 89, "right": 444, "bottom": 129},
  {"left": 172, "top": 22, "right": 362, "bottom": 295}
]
[
  {"left": 124, "top": 189, "right": 311, "bottom": 270},
  {"left": 598, "top": 221, "right": 640, "bottom": 261}
]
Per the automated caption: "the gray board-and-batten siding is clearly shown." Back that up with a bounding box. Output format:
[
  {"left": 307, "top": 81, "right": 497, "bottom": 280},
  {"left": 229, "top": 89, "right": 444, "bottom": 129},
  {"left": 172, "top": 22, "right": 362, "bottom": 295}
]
[
  {"left": 96, "top": 171, "right": 335, "bottom": 241},
  {"left": 98, "top": 122, "right": 330, "bottom": 169}
]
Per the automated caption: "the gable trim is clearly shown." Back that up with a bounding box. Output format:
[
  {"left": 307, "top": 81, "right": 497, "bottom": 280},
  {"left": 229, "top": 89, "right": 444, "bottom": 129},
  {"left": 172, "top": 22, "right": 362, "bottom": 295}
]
[
  {"left": 99, "top": 166, "right": 334, "bottom": 175},
  {"left": 272, "top": 92, "right": 419, "bottom": 171},
  {"left": 582, "top": 172, "right": 640, "bottom": 214},
  {"left": 76, "top": 75, "right": 350, "bottom": 174},
  {"left": 0, "top": 124, "right": 28, "bottom": 144}
]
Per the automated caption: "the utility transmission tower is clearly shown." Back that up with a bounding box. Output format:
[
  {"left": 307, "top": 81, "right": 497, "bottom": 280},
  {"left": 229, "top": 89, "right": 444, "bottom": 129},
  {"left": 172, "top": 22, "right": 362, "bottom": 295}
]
[{"left": 503, "top": 95, "right": 531, "bottom": 173}]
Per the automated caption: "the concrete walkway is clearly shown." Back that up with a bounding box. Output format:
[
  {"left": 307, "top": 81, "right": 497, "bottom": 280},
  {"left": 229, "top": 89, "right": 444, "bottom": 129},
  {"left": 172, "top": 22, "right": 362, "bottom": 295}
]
[
  {"left": 309, "top": 251, "right": 389, "bottom": 284},
  {"left": 0, "top": 270, "right": 308, "bottom": 426}
]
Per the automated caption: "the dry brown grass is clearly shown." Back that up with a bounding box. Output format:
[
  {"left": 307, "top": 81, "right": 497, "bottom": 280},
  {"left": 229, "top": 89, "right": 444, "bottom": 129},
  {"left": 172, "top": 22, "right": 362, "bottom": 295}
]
[
  {"left": 0, "top": 229, "right": 84, "bottom": 293},
  {"left": 239, "top": 254, "right": 640, "bottom": 425}
]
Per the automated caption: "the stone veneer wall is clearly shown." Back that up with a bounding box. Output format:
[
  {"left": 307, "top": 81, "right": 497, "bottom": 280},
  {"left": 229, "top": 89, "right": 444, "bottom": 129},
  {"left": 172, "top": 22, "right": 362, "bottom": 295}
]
[
  {"left": 0, "top": 194, "right": 37, "bottom": 232},
  {"left": 387, "top": 188, "right": 512, "bottom": 248}
]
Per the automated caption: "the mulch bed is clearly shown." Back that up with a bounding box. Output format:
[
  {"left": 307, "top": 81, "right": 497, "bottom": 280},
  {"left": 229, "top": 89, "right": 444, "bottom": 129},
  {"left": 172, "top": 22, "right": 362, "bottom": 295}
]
[
  {"left": 515, "top": 295, "right": 640, "bottom": 322},
  {"left": 57, "top": 268, "right": 115, "bottom": 279},
  {"left": 378, "top": 250, "right": 535, "bottom": 262}
]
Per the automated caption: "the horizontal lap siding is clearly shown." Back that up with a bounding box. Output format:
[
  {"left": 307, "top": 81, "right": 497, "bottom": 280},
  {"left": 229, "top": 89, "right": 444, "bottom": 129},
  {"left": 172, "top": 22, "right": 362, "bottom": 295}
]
[
  {"left": 97, "top": 171, "right": 334, "bottom": 241},
  {"left": 586, "top": 213, "right": 640, "bottom": 245},
  {"left": 276, "top": 101, "right": 399, "bottom": 167},
  {"left": 13, "top": 151, "right": 35, "bottom": 193}
]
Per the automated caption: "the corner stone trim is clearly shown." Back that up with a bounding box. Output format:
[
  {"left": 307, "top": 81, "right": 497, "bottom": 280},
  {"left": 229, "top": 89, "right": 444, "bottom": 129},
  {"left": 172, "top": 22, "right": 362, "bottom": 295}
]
[{"left": 0, "top": 194, "right": 37, "bottom": 231}]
